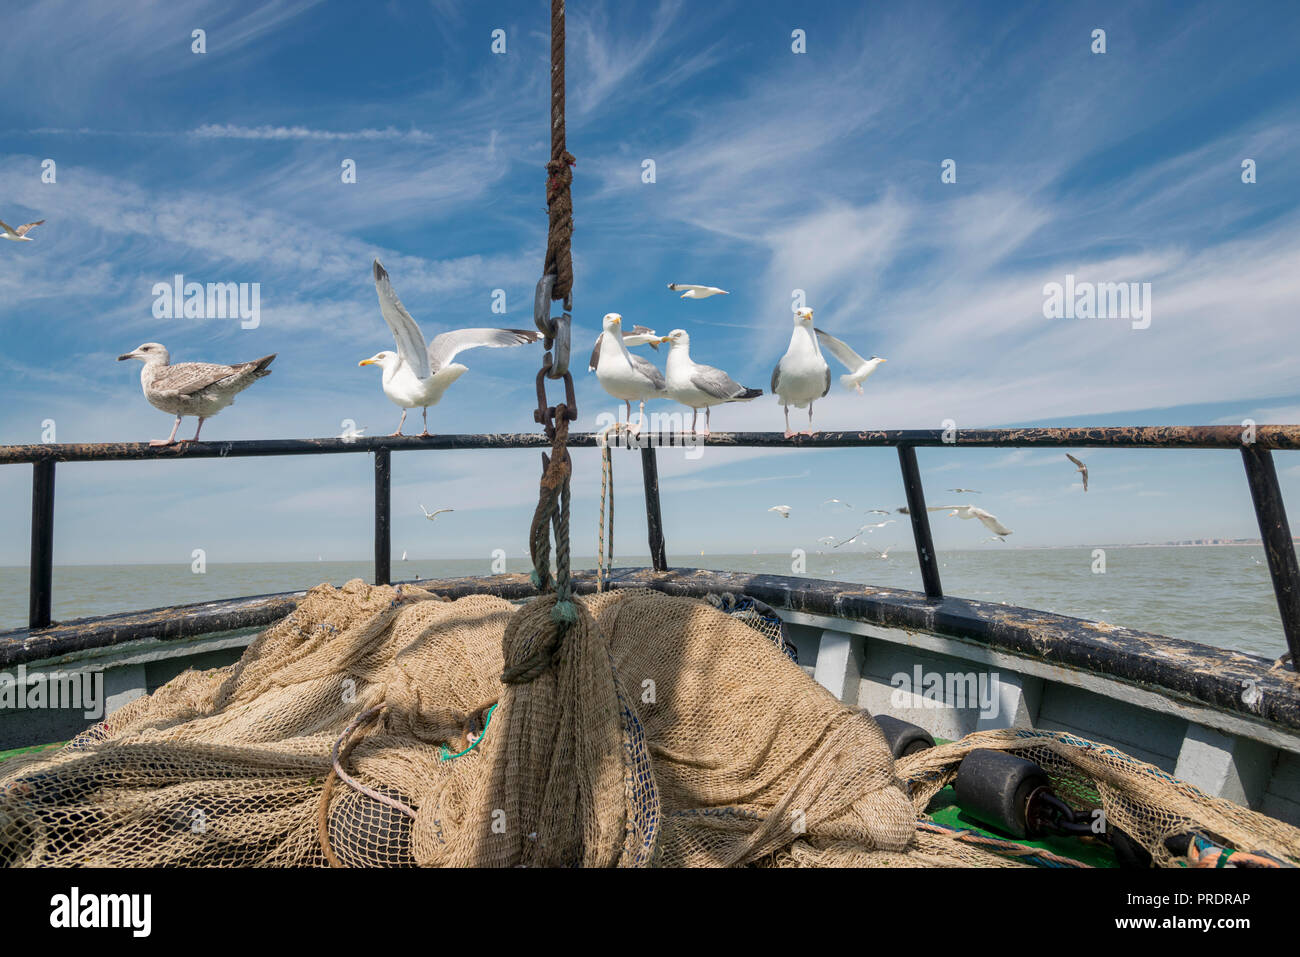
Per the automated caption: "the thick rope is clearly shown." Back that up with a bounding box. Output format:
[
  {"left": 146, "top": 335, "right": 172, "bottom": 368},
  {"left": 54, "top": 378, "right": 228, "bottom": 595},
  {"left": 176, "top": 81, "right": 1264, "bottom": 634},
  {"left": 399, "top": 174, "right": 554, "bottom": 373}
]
[{"left": 545, "top": 0, "right": 575, "bottom": 303}]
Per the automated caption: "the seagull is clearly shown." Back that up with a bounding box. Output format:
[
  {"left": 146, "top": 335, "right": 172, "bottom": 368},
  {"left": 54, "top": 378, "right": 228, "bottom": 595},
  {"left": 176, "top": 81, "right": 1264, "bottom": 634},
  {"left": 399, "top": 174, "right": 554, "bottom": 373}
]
[
  {"left": 117, "top": 343, "right": 274, "bottom": 445},
  {"left": 822, "top": 498, "right": 853, "bottom": 509},
  {"left": 865, "top": 508, "right": 892, "bottom": 515},
  {"left": 361, "top": 260, "right": 541, "bottom": 436},
  {"left": 338, "top": 424, "right": 367, "bottom": 441},
  {"left": 981, "top": 536, "right": 1007, "bottom": 543},
  {"left": 0, "top": 217, "right": 44, "bottom": 242},
  {"left": 947, "top": 488, "right": 982, "bottom": 494},
  {"left": 589, "top": 313, "right": 668, "bottom": 433},
  {"left": 659, "top": 328, "right": 762, "bottom": 434},
  {"left": 814, "top": 329, "right": 886, "bottom": 394},
  {"left": 768, "top": 505, "right": 792, "bottom": 518},
  {"left": 667, "top": 283, "right": 728, "bottom": 299},
  {"left": 771, "top": 307, "right": 830, "bottom": 438},
  {"left": 1066, "top": 454, "right": 1089, "bottom": 492},
  {"left": 834, "top": 520, "right": 894, "bottom": 547},
  {"left": 420, "top": 505, "right": 454, "bottom": 521},
  {"left": 919, "top": 504, "right": 1014, "bottom": 537},
  {"left": 871, "top": 544, "right": 897, "bottom": 559}
]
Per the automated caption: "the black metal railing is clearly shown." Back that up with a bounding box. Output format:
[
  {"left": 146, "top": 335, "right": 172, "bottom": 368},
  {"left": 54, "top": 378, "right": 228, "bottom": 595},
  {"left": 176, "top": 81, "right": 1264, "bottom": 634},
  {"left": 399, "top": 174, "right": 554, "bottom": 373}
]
[{"left": 3, "top": 425, "right": 1298, "bottom": 662}]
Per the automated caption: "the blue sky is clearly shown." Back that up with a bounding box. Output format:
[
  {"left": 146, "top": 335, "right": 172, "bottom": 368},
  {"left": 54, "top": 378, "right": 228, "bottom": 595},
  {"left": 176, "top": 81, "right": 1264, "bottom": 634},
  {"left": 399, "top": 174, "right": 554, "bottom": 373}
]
[{"left": 1, "top": 0, "right": 1298, "bottom": 565}]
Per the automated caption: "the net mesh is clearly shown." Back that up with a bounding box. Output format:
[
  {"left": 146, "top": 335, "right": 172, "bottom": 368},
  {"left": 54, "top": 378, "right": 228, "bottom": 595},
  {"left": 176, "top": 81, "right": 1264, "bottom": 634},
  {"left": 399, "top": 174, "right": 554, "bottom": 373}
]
[{"left": 2, "top": 579, "right": 1297, "bottom": 868}]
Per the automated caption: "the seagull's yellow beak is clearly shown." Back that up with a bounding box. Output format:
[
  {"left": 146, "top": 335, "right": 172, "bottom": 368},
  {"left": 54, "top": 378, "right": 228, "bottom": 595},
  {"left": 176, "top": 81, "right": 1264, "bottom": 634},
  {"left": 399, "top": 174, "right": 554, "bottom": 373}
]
[
  {"left": 358, "top": 358, "right": 377, "bottom": 367},
  {"left": 655, "top": 336, "right": 672, "bottom": 344}
]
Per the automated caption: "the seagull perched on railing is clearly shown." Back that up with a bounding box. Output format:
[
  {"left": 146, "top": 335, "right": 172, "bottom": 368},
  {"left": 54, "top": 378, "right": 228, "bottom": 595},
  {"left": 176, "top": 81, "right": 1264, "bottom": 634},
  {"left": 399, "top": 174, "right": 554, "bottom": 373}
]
[
  {"left": 117, "top": 343, "right": 274, "bottom": 445},
  {"left": 0, "top": 217, "right": 44, "bottom": 242},
  {"left": 589, "top": 313, "right": 667, "bottom": 433},
  {"left": 771, "top": 307, "right": 830, "bottom": 438},
  {"left": 658, "top": 328, "right": 761, "bottom": 434},
  {"left": 667, "top": 283, "right": 728, "bottom": 299},
  {"left": 361, "top": 261, "right": 541, "bottom": 436}
]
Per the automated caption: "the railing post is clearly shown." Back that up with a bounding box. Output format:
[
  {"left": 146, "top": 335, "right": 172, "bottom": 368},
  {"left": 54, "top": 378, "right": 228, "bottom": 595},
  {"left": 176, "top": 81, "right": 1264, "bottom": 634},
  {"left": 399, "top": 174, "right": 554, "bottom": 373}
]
[
  {"left": 640, "top": 445, "right": 668, "bottom": 571},
  {"left": 29, "top": 460, "right": 56, "bottom": 629},
  {"left": 897, "top": 445, "right": 942, "bottom": 599},
  {"left": 374, "top": 447, "right": 391, "bottom": 586},
  {"left": 1241, "top": 447, "right": 1300, "bottom": 664}
]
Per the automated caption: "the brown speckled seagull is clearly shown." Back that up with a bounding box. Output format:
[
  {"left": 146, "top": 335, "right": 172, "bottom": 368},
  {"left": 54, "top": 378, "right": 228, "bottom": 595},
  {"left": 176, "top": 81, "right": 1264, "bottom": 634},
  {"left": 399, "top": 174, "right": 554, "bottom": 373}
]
[{"left": 117, "top": 342, "right": 275, "bottom": 445}]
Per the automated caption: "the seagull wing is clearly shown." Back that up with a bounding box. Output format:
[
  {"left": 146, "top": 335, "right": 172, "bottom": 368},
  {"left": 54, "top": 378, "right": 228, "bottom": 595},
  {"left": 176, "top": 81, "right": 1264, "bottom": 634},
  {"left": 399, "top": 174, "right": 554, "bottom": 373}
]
[
  {"left": 770, "top": 362, "right": 782, "bottom": 396},
  {"left": 427, "top": 328, "right": 541, "bottom": 373},
  {"left": 813, "top": 328, "right": 868, "bottom": 372},
  {"left": 971, "top": 507, "right": 1013, "bottom": 536},
  {"left": 1066, "top": 453, "right": 1085, "bottom": 468},
  {"left": 373, "top": 260, "right": 431, "bottom": 379},
  {"left": 0, "top": 218, "right": 12, "bottom": 233},
  {"left": 690, "top": 364, "right": 748, "bottom": 401},
  {"left": 588, "top": 334, "right": 603, "bottom": 372},
  {"left": 627, "top": 325, "right": 661, "bottom": 350},
  {"left": 14, "top": 220, "right": 44, "bottom": 237},
  {"left": 149, "top": 362, "right": 248, "bottom": 398},
  {"left": 629, "top": 351, "right": 667, "bottom": 391}
]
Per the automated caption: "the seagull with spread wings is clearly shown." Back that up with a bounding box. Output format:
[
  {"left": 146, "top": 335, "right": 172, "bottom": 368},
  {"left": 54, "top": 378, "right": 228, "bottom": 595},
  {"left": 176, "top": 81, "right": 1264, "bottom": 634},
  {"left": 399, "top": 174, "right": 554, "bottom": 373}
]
[
  {"left": 667, "top": 283, "right": 728, "bottom": 299},
  {"left": 419, "top": 505, "right": 454, "bottom": 521},
  {"left": 1066, "top": 454, "right": 1089, "bottom": 492},
  {"left": 658, "top": 328, "right": 761, "bottom": 434},
  {"left": 117, "top": 343, "right": 275, "bottom": 445},
  {"left": 814, "top": 329, "right": 886, "bottom": 394},
  {"left": 901, "top": 504, "right": 1013, "bottom": 537},
  {"left": 0, "top": 217, "right": 44, "bottom": 242},
  {"left": 360, "top": 261, "right": 541, "bottom": 436}
]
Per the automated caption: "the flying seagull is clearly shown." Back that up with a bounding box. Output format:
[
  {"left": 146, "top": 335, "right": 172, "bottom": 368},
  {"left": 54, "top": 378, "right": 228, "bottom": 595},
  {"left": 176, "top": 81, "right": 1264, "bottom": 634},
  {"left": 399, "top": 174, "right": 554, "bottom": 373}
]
[
  {"left": 0, "top": 217, "right": 44, "bottom": 242},
  {"left": 667, "top": 283, "right": 728, "bottom": 299},
  {"left": 771, "top": 307, "right": 830, "bottom": 438},
  {"left": 865, "top": 508, "right": 892, "bottom": 515},
  {"left": 361, "top": 260, "right": 541, "bottom": 436},
  {"left": 768, "top": 505, "right": 792, "bottom": 518},
  {"left": 420, "top": 505, "right": 454, "bottom": 521},
  {"left": 906, "top": 504, "right": 1013, "bottom": 537},
  {"left": 871, "top": 544, "right": 897, "bottom": 559},
  {"left": 830, "top": 520, "right": 895, "bottom": 549},
  {"left": 589, "top": 313, "right": 667, "bottom": 433},
  {"left": 659, "top": 328, "right": 762, "bottom": 434},
  {"left": 1066, "top": 454, "right": 1089, "bottom": 492},
  {"left": 947, "top": 488, "right": 982, "bottom": 494},
  {"left": 822, "top": 498, "right": 853, "bottom": 509},
  {"left": 814, "top": 329, "right": 886, "bottom": 394},
  {"left": 117, "top": 343, "right": 274, "bottom": 445}
]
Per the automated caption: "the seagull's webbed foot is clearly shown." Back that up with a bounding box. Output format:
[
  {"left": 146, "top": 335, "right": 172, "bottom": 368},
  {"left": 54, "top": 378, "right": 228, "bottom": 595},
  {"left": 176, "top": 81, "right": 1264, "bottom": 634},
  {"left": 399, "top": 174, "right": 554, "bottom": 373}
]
[
  {"left": 418, "top": 430, "right": 433, "bottom": 438},
  {"left": 388, "top": 430, "right": 405, "bottom": 437},
  {"left": 800, "top": 429, "right": 821, "bottom": 437},
  {"left": 148, "top": 438, "right": 177, "bottom": 447},
  {"left": 783, "top": 430, "right": 798, "bottom": 440},
  {"left": 855, "top": 384, "right": 864, "bottom": 395}
]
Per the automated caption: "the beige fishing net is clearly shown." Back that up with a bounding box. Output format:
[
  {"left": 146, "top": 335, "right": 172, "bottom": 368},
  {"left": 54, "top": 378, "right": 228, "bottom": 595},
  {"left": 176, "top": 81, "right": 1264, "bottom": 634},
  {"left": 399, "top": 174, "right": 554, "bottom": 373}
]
[{"left": 2, "top": 579, "right": 1297, "bottom": 868}]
